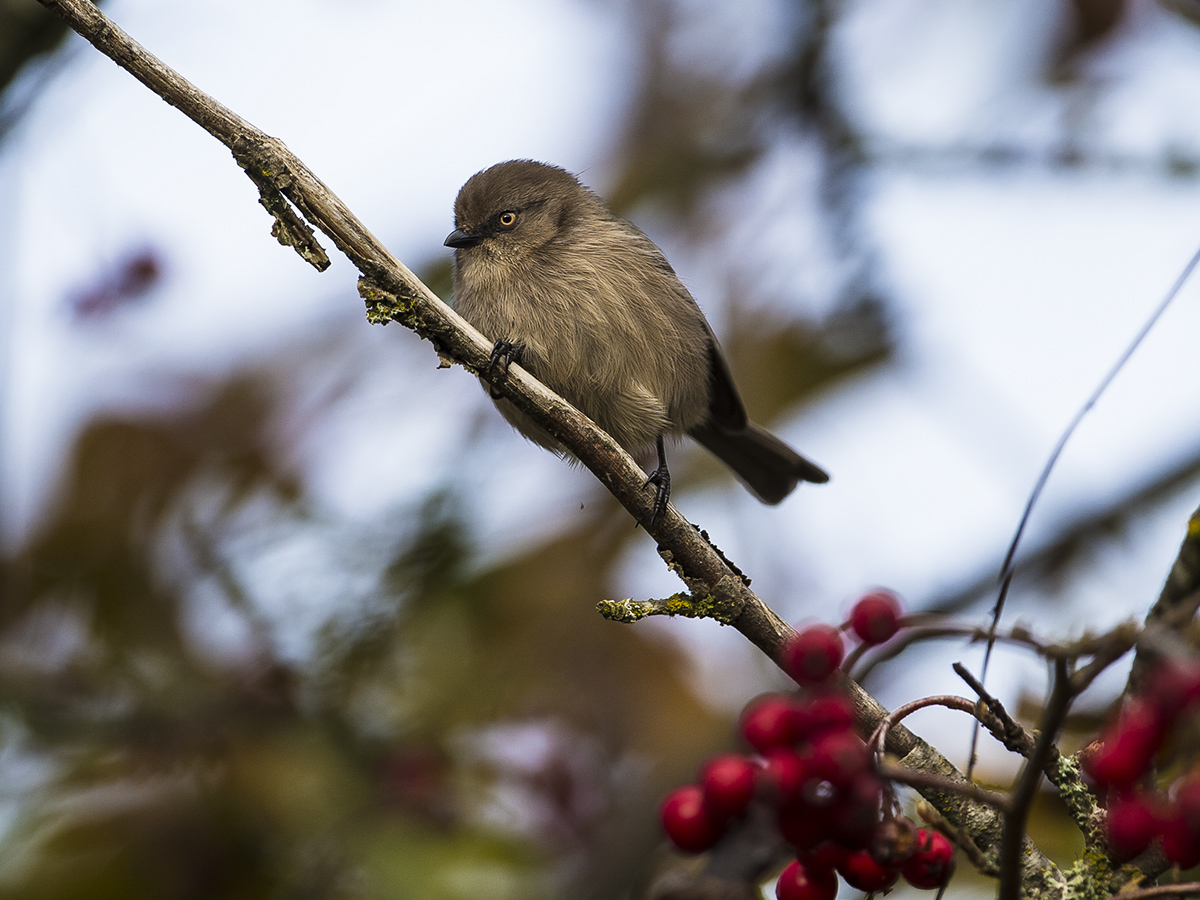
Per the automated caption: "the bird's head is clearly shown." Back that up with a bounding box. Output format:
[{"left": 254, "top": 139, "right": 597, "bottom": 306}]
[{"left": 444, "top": 159, "right": 590, "bottom": 264}]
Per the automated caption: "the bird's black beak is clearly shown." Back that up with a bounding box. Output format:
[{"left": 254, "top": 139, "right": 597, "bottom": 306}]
[{"left": 444, "top": 228, "right": 482, "bottom": 249}]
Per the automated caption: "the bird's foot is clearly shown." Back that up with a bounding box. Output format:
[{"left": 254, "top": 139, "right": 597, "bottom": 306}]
[
  {"left": 488, "top": 340, "right": 525, "bottom": 377},
  {"left": 644, "top": 464, "right": 671, "bottom": 528}
]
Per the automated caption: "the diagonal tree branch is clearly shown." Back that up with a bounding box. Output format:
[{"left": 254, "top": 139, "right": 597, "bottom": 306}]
[
  {"left": 32, "top": 0, "right": 778, "bottom": 650},
  {"left": 1128, "top": 504, "right": 1200, "bottom": 693},
  {"left": 29, "top": 0, "right": 785, "bottom": 672},
  {"left": 33, "top": 2, "right": 1065, "bottom": 895}
]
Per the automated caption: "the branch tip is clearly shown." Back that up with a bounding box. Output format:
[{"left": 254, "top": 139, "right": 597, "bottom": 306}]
[{"left": 242, "top": 167, "right": 330, "bottom": 271}]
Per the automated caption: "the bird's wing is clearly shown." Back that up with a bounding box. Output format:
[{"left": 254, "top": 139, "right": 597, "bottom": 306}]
[{"left": 702, "top": 328, "right": 749, "bottom": 430}]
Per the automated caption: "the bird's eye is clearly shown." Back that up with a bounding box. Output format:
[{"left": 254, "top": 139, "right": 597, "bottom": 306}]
[{"left": 498, "top": 211, "right": 517, "bottom": 228}]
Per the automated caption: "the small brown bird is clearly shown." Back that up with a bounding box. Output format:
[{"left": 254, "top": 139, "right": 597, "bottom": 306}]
[{"left": 445, "top": 160, "right": 828, "bottom": 521}]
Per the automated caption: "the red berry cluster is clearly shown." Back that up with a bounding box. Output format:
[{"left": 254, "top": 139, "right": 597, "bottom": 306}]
[
  {"left": 660, "top": 593, "right": 955, "bottom": 896},
  {"left": 661, "top": 688, "right": 954, "bottom": 896},
  {"left": 775, "top": 828, "right": 953, "bottom": 899},
  {"left": 781, "top": 592, "right": 901, "bottom": 687},
  {"left": 1084, "top": 660, "right": 1200, "bottom": 865}
]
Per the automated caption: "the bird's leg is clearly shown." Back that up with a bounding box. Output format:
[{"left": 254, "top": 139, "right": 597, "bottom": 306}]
[
  {"left": 488, "top": 339, "right": 525, "bottom": 377},
  {"left": 644, "top": 434, "right": 671, "bottom": 526},
  {"left": 486, "top": 340, "right": 526, "bottom": 398}
]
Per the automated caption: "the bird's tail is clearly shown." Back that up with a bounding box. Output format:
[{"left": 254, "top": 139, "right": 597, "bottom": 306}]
[{"left": 689, "top": 421, "right": 828, "bottom": 505}]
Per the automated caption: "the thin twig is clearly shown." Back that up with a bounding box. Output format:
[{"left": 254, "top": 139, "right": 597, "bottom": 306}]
[
  {"left": 878, "top": 761, "right": 1012, "bottom": 814},
  {"left": 1070, "top": 619, "right": 1141, "bottom": 694},
  {"left": 998, "top": 658, "right": 1073, "bottom": 900},
  {"left": 925, "top": 453, "right": 1200, "bottom": 619},
  {"left": 869, "top": 695, "right": 978, "bottom": 758},
  {"left": 848, "top": 620, "right": 1061, "bottom": 681},
  {"left": 953, "top": 662, "right": 1036, "bottom": 757},
  {"left": 955, "top": 663, "right": 1106, "bottom": 847},
  {"left": 972, "top": 249, "right": 1200, "bottom": 779},
  {"left": 868, "top": 695, "right": 1014, "bottom": 812}
]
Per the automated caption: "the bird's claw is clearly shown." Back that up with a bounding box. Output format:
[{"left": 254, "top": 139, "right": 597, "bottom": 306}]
[
  {"left": 488, "top": 340, "right": 525, "bottom": 377},
  {"left": 644, "top": 464, "right": 671, "bottom": 528}
]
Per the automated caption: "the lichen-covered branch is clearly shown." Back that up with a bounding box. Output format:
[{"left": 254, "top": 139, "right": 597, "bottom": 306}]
[{"left": 597, "top": 592, "right": 744, "bottom": 625}]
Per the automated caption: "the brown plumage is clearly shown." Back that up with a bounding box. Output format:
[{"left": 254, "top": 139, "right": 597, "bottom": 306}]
[{"left": 445, "top": 159, "right": 828, "bottom": 513}]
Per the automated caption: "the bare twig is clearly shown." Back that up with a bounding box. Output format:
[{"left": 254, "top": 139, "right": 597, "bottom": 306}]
[
  {"left": 878, "top": 761, "right": 1012, "bottom": 814},
  {"left": 953, "top": 662, "right": 1037, "bottom": 757},
  {"left": 868, "top": 141, "right": 1200, "bottom": 179},
  {"left": 925, "top": 452, "right": 1200, "bottom": 618},
  {"left": 990, "top": 257, "right": 1200, "bottom": 648},
  {"left": 869, "top": 695, "right": 978, "bottom": 758},
  {"left": 1070, "top": 620, "right": 1142, "bottom": 694},
  {"left": 971, "top": 250, "right": 1200, "bottom": 787},
  {"left": 955, "top": 661, "right": 1107, "bottom": 849},
  {"left": 998, "top": 658, "right": 1073, "bottom": 900},
  {"left": 848, "top": 619, "right": 1060, "bottom": 681},
  {"left": 868, "top": 695, "right": 1013, "bottom": 812}
]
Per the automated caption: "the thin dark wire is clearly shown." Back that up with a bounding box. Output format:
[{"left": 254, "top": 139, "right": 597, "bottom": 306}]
[{"left": 965, "top": 243, "right": 1200, "bottom": 781}]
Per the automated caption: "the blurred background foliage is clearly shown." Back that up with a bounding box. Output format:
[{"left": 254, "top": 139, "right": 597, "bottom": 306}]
[{"left": 3, "top": 0, "right": 1200, "bottom": 897}]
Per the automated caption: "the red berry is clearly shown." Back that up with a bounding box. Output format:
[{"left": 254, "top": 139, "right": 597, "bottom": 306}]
[
  {"left": 1143, "top": 660, "right": 1200, "bottom": 721},
  {"left": 776, "top": 859, "right": 839, "bottom": 900},
  {"left": 1163, "top": 776, "right": 1200, "bottom": 869},
  {"left": 1162, "top": 816, "right": 1200, "bottom": 869},
  {"left": 778, "top": 802, "right": 825, "bottom": 851},
  {"left": 764, "top": 748, "right": 809, "bottom": 806},
  {"left": 700, "top": 754, "right": 758, "bottom": 819},
  {"left": 660, "top": 784, "right": 724, "bottom": 853},
  {"left": 801, "top": 841, "right": 848, "bottom": 873},
  {"left": 794, "top": 693, "right": 855, "bottom": 739},
  {"left": 838, "top": 849, "right": 899, "bottom": 892},
  {"left": 741, "top": 695, "right": 802, "bottom": 752},
  {"left": 1083, "top": 699, "right": 1167, "bottom": 788},
  {"left": 902, "top": 829, "right": 955, "bottom": 890},
  {"left": 850, "top": 591, "right": 902, "bottom": 645},
  {"left": 785, "top": 625, "right": 844, "bottom": 685},
  {"left": 807, "top": 729, "right": 870, "bottom": 789},
  {"left": 1106, "top": 792, "right": 1163, "bottom": 861},
  {"left": 830, "top": 773, "right": 884, "bottom": 849}
]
